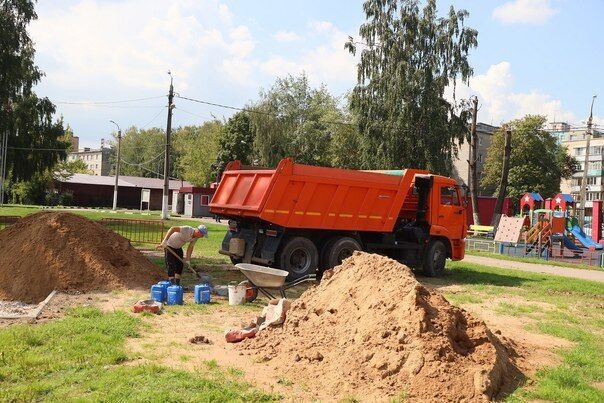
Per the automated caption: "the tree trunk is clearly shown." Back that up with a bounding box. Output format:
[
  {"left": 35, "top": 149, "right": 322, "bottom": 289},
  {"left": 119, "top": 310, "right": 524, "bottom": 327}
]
[
  {"left": 491, "top": 129, "right": 512, "bottom": 229},
  {"left": 469, "top": 97, "right": 480, "bottom": 225}
]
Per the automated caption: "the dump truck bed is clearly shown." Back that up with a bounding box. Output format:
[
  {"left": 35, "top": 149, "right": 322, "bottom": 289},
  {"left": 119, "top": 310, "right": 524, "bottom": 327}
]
[{"left": 209, "top": 158, "right": 429, "bottom": 232}]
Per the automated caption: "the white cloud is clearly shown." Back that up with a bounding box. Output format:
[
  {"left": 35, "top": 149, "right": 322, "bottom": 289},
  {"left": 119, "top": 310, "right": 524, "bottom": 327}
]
[
  {"left": 259, "top": 57, "right": 302, "bottom": 78},
  {"left": 30, "top": 0, "right": 257, "bottom": 90},
  {"left": 493, "top": 0, "right": 558, "bottom": 25},
  {"left": 470, "top": 62, "right": 515, "bottom": 122},
  {"left": 308, "top": 20, "right": 334, "bottom": 33},
  {"left": 273, "top": 30, "right": 303, "bottom": 43},
  {"left": 448, "top": 61, "right": 577, "bottom": 126},
  {"left": 259, "top": 20, "right": 357, "bottom": 93}
]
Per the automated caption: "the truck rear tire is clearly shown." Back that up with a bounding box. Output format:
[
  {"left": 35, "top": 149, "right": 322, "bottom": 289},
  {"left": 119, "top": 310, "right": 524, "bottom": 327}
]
[
  {"left": 278, "top": 237, "right": 318, "bottom": 280},
  {"left": 423, "top": 240, "right": 446, "bottom": 277},
  {"left": 325, "top": 237, "right": 362, "bottom": 269}
]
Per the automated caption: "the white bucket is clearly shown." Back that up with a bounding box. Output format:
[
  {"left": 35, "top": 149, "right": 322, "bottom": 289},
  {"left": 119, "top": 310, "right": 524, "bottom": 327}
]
[{"left": 228, "top": 284, "right": 246, "bottom": 305}]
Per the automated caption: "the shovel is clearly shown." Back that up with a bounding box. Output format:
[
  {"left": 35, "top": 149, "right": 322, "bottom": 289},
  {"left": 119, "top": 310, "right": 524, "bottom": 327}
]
[{"left": 161, "top": 245, "right": 202, "bottom": 280}]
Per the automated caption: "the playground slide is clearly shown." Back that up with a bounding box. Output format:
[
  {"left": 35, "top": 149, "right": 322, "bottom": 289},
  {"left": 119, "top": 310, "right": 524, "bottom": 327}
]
[
  {"left": 570, "top": 225, "right": 603, "bottom": 250},
  {"left": 561, "top": 235, "right": 582, "bottom": 251}
]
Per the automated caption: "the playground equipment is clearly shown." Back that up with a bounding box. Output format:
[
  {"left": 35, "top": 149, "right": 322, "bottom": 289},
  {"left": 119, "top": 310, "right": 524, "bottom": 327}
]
[
  {"left": 520, "top": 192, "right": 543, "bottom": 223},
  {"left": 491, "top": 192, "right": 604, "bottom": 266},
  {"left": 550, "top": 193, "right": 575, "bottom": 213},
  {"left": 494, "top": 216, "right": 530, "bottom": 243},
  {"left": 524, "top": 214, "right": 553, "bottom": 256},
  {"left": 568, "top": 221, "right": 603, "bottom": 250}
]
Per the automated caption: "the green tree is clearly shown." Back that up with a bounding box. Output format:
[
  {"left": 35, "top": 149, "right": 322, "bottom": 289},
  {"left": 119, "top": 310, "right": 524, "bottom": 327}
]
[
  {"left": 173, "top": 121, "right": 223, "bottom": 186},
  {"left": 214, "top": 111, "right": 254, "bottom": 178},
  {"left": 329, "top": 97, "right": 363, "bottom": 169},
  {"left": 111, "top": 127, "right": 166, "bottom": 178},
  {"left": 481, "top": 115, "right": 578, "bottom": 204},
  {"left": 53, "top": 158, "right": 91, "bottom": 181},
  {"left": 250, "top": 73, "right": 344, "bottom": 167},
  {"left": 1, "top": 0, "right": 68, "bottom": 182},
  {"left": 346, "top": 0, "right": 478, "bottom": 174}
]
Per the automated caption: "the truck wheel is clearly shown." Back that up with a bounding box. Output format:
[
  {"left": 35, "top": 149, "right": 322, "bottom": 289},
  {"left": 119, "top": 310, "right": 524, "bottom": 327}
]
[
  {"left": 278, "top": 237, "right": 318, "bottom": 280},
  {"left": 423, "top": 240, "right": 446, "bottom": 277},
  {"left": 320, "top": 238, "right": 337, "bottom": 270},
  {"left": 325, "top": 237, "right": 362, "bottom": 269}
]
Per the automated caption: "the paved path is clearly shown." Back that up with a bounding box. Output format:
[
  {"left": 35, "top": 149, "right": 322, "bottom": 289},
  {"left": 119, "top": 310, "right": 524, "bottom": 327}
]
[{"left": 464, "top": 254, "right": 604, "bottom": 283}]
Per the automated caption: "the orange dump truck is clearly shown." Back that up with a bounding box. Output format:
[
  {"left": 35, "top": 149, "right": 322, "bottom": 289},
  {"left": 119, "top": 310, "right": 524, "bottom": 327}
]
[{"left": 209, "top": 158, "right": 467, "bottom": 279}]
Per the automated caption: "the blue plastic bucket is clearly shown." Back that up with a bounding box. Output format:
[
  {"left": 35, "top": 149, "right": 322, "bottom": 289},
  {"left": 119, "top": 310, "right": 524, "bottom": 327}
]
[
  {"left": 194, "top": 284, "right": 211, "bottom": 304},
  {"left": 158, "top": 281, "right": 171, "bottom": 302},
  {"left": 166, "top": 285, "right": 184, "bottom": 305},
  {"left": 150, "top": 284, "right": 164, "bottom": 303}
]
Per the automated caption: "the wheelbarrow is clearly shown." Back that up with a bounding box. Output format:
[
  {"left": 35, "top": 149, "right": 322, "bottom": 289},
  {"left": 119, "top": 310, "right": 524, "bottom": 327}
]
[{"left": 235, "top": 263, "right": 316, "bottom": 303}]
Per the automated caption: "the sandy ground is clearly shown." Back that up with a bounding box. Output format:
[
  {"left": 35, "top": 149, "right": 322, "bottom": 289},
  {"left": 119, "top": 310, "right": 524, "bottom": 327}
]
[
  {"left": 0, "top": 281, "right": 571, "bottom": 401},
  {"left": 1, "top": 253, "right": 592, "bottom": 400}
]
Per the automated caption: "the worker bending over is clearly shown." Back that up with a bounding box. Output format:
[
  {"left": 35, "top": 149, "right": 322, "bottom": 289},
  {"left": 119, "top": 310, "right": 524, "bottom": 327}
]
[{"left": 158, "top": 225, "right": 208, "bottom": 285}]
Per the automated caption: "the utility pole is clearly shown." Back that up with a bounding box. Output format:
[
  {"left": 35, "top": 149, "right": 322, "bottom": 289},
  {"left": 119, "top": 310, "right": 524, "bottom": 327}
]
[
  {"left": 468, "top": 97, "right": 480, "bottom": 225},
  {"left": 110, "top": 120, "right": 121, "bottom": 211},
  {"left": 0, "top": 128, "right": 7, "bottom": 206},
  {"left": 0, "top": 99, "right": 12, "bottom": 206},
  {"left": 491, "top": 129, "right": 512, "bottom": 229},
  {"left": 161, "top": 71, "right": 174, "bottom": 220},
  {"left": 578, "top": 95, "right": 597, "bottom": 227}
]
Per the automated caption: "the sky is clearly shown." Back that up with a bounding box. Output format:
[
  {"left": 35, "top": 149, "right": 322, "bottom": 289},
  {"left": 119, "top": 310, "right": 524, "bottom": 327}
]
[{"left": 29, "top": 0, "right": 604, "bottom": 149}]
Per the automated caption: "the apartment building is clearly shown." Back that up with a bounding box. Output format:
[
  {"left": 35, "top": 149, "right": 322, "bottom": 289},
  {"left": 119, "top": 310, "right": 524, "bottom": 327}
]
[
  {"left": 556, "top": 123, "right": 604, "bottom": 219},
  {"left": 67, "top": 147, "right": 113, "bottom": 176},
  {"left": 451, "top": 122, "right": 499, "bottom": 194}
]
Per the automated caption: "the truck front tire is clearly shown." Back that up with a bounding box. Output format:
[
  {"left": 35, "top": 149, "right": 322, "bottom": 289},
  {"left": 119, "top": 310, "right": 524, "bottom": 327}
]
[
  {"left": 423, "top": 240, "right": 446, "bottom": 277},
  {"left": 278, "top": 237, "right": 318, "bottom": 280}
]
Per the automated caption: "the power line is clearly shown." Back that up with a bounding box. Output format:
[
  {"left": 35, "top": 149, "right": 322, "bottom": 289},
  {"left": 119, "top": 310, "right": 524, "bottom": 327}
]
[
  {"left": 8, "top": 146, "right": 69, "bottom": 151},
  {"left": 59, "top": 104, "right": 165, "bottom": 109},
  {"left": 135, "top": 163, "right": 179, "bottom": 180},
  {"left": 173, "top": 106, "right": 215, "bottom": 120},
  {"left": 175, "top": 94, "right": 356, "bottom": 127},
  {"left": 140, "top": 106, "right": 167, "bottom": 129},
  {"left": 54, "top": 95, "right": 165, "bottom": 105},
  {"left": 120, "top": 151, "right": 164, "bottom": 167}
]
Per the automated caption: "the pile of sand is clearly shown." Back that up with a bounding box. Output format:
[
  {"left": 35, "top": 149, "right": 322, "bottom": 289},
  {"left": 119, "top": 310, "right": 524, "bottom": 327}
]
[
  {"left": 0, "top": 211, "right": 164, "bottom": 303},
  {"left": 241, "top": 252, "right": 519, "bottom": 401}
]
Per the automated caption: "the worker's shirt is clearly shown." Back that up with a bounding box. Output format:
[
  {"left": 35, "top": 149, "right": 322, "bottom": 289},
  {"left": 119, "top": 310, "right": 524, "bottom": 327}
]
[{"left": 166, "top": 226, "right": 198, "bottom": 249}]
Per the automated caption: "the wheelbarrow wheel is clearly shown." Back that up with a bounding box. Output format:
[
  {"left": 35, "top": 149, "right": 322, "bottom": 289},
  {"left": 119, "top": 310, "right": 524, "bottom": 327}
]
[{"left": 239, "top": 280, "right": 259, "bottom": 303}]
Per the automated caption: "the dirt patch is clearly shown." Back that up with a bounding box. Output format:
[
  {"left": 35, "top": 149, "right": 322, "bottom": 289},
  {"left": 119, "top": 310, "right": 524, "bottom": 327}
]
[
  {"left": 240, "top": 252, "right": 523, "bottom": 401},
  {"left": 0, "top": 211, "right": 163, "bottom": 303},
  {"left": 449, "top": 295, "right": 571, "bottom": 375},
  {"left": 189, "top": 335, "right": 213, "bottom": 344}
]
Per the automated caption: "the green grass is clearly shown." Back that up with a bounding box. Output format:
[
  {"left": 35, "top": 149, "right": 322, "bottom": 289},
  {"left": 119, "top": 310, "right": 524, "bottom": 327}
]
[
  {"left": 467, "top": 249, "right": 602, "bottom": 271},
  {"left": 495, "top": 302, "right": 543, "bottom": 317},
  {"left": 0, "top": 306, "right": 275, "bottom": 402},
  {"left": 443, "top": 260, "right": 604, "bottom": 402}
]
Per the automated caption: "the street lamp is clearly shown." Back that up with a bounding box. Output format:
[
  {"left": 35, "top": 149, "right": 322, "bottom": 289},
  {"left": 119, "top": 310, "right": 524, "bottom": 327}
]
[
  {"left": 110, "top": 120, "right": 122, "bottom": 211},
  {"left": 579, "top": 95, "right": 597, "bottom": 226}
]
